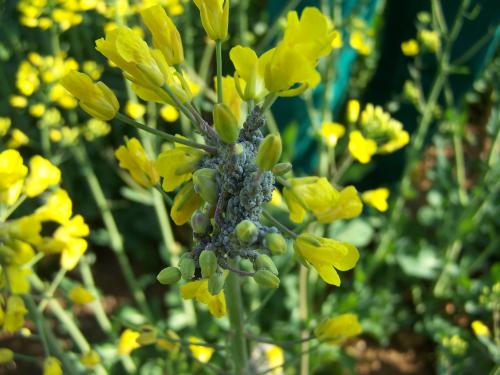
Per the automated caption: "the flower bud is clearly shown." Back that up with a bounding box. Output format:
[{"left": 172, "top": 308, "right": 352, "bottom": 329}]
[
  {"left": 272, "top": 162, "right": 292, "bottom": 176},
  {"left": 193, "top": 168, "right": 218, "bottom": 205},
  {"left": 179, "top": 257, "right": 196, "bottom": 281},
  {"left": 264, "top": 233, "right": 287, "bottom": 255},
  {"left": 199, "top": 250, "right": 217, "bottom": 278},
  {"left": 137, "top": 325, "right": 157, "bottom": 345},
  {"left": 236, "top": 220, "right": 259, "bottom": 244},
  {"left": 256, "top": 134, "right": 282, "bottom": 171},
  {"left": 208, "top": 272, "right": 225, "bottom": 295},
  {"left": 253, "top": 269, "right": 280, "bottom": 288},
  {"left": 346, "top": 99, "right": 360, "bottom": 123},
  {"left": 214, "top": 103, "right": 240, "bottom": 144},
  {"left": 192, "top": 210, "right": 210, "bottom": 234},
  {"left": 157, "top": 266, "right": 181, "bottom": 285},
  {"left": 255, "top": 254, "right": 278, "bottom": 275}
]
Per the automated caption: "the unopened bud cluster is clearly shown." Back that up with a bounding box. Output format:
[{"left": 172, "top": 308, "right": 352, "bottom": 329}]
[{"left": 157, "top": 108, "right": 287, "bottom": 291}]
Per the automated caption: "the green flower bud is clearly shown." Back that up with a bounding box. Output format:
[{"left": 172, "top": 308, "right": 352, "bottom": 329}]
[
  {"left": 264, "top": 233, "right": 287, "bottom": 255},
  {"left": 199, "top": 250, "right": 217, "bottom": 278},
  {"left": 253, "top": 269, "right": 280, "bottom": 288},
  {"left": 179, "top": 257, "right": 196, "bottom": 280},
  {"left": 214, "top": 103, "right": 240, "bottom": 144},
  {"left": 137, "top": 325, "right": 157, "bottom": 345},
  {"left": 272, "top": 162, "right": 292, "bottom": 176},
  {"left": 255, "top": 254, "right": 278, "bottom": 275},
  {"left": 193, "top": 168, "right": 218, "bottom": 205},
  {"left": 236, "top": 219, "right": 259, "bottom": 244},
  {"left": 208, "top": 272, "right": 225, "bottom": 295},
  {"left": 192, "top": 210, "right": 210, "bottom": 234},
  {"left": 256, "top": 134, "right": 282, "bottom": 171},
  {"left": 157, "top": 266, "right": 181, "bottom": 285}
]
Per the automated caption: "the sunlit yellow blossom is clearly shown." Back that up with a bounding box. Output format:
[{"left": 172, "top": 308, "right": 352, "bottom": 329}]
[
  {"left": 0, "top": 150, "right": 28, "bottom": 190},
  {"left": 419, "top": 30, "right": 440, "bottom": 53},
  {"left": 270, "top": 189, "right": 284, "bottom": 207},
  {"left": 119, "top": 329, "right": 140, "bottom": 355},
  {"left": 0, "top": 348, "right": 13, "bottom": 364},
  {"left": 24, "top": 156, "right": 61, "bottom": 197},
  {"left": 362, "top": 188, "right": 389, "bottom": 212},
  {"left": 331, "top": 30, "right": 343, "bottom": 49},
  {"left": 29, "top": 103, "right": 46, "bottom": 117},
  {"left": 401, "top": 39, "right": 420, "bottom": 56},
  {"left": 160, "top": 104, "right": 180, "bottom": 122},
  {"left": 80, "top": 350, "right": 101, "bottom": 368},
  {"left": 189, "top": 336, "right": 215, "bottom": 363},
  {"left": 125, "top": 101, "right": 146, "bottom": 120},
  {"left": 294, "top": 233, "right": 359, "bottom": 285},
  {"left": 0, "top": 118, "right": 11, "bottom": 137},
  {"left": 471, "top": 320, "right": 490, "bottom": 337},
  {"left": 56, "top": 215, "right": 90, "bottom": 270},
  {"left": 35, "top": 189, "right": 73, "bottom": 224},
  {"left": 4, "top": 215, "right": 42, "bottom": 245},
  {"left": 263, "top": 344, "right": 284, "bottom": 375},
  {"left": 283, "top": 177, "right": 362, "bottom": 224},
  {"left": 314, "top": 313, "right": 362, "bottom": 344},
  {"left": 350, "top": 31, "right": 372, "bottom": 55},
  {"left": 193, "top": 0, "right": 229, "bottom": 41},
  {"left": 115, "top": 137, "right": 159, "bottom": 188},
  {"left": 180, "top": 279, "right": 226, "bottom": 317},
  {"left": 6, "top": 129, "right": 29, "bottom": 149},
  {"left": 320, "top": 122, "right": 345, "bottom": 147},
  {"left": 16, "top": 61, "right": 40, "bottom": 96},
  {"left": 43, "top": 356, "right": 62, "bottom": 375},
  {"left": 229, "top": 46, "right": 270, "bottom": 101},
  {"left": 5, "top": 265, "right": 32, "bottom": 294},
  {"left": 61, "top": 71, "right": 119, "bottom": 121},
  {"left": 170, "top": 182, "right": 203, "bottom": 225},
  {"left": 9, "top": 95, "right": 28, "bottom": 108},
  {"left": 141, "top": 4, "right": 184, "bottom": 65},
  {"left": 69, "top": 286, "right": 95, "bottom": 304},
  {"left": 3, "top": 296, "right": 28, "bottom": 333},
  {"left": 155, "top": 145, "right": 204, "bottom": 192},
  {"left": 348, "top": 131, "right": 377, "bottom": 163},
  {"left": 346, "top": 99, "right": 360, "bottom": 123},
  {"left": 83, "top": 119, "right": 111, "bottom": 141},
  {"left": 2, "top": 239, "right": 35, "bottom": 265},
  {"left": 82, "top": 60, "right": 104, "bottom": 80}
]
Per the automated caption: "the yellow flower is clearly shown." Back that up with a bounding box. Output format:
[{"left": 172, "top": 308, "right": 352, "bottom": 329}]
[
  {"left": 0, "top": 150, "right": 28, "bottom": 190},
  {"left": 348, "top": 131, "right": 377, "bottom": 164},
  {"left": 320, "top": 122, "right": 345, "bottom": 147},
  {"left": 419, "top": 30, "right": 440, "bottom": 53},
  {"left": 82, "top": 60, "right": 104, "bottom": 80},
  {"left": 349, "top": 31, "right": 372, "bottom": 55},
  {"left": 5, "top": 265, "right": 32, "bottom": 294},
  {"left": 61, "top": 71, "right": 119, "bottom": 121},
  {"left": 124, "top": 101, "right": 146, "bottom": 120},
  {"left": 229, "top": 45, "right": 270, "bottom": 101},
  {"left": 9, "top": 95, "right": 28, "bottom": 108},
  {"left": 43, "top": 356, "right": 62, "bottom": 375},
  {"left": 3, "top": 296, "right": 28, "bottom": 333},
  {"left": 83, "top": 119, "right": 111, "bottom": 141},
  {"left": 3, "top": 239, "right": 35, "bottom": 265},
  {"left": 115, "top": 137, "right": 159, "bottom": 188},
  {"left": 263, "top": 344, "right": 284, "bottom": 374},
  {"left": 24, "top": 156, "right": 61, "bottom": 197},
  {"left": 80, "top": 350, "right": 101, "bottom": 368},
  {"left": 216, "top": 75, "right": 243, "bottom": 122},
  {"left": 283, "top": 177, "right": 362, "bottom": 224},
  {"left": 170, "top": 182, "right": 203, "bottom": 225},
  {"left": 314, "top": 313, "right": 362, "bottom": 345},
  {"left": 4, "top": 215, "right": 42, "bottom": 245},
  {"left": 282, "top": 7, "right": 335, "bottom": 60},
  {"left": 160, "top": 104, "right": 180, "bottom": 122},
  {"left": 29, "top": 103, "right": 46, "bottom": 117},
  {"left": 155, "top": 145, "right": 204, "bottom": 192},
  {"left": 294, "top": 233, "right": 359, "bottom": 285},
  {"left": 156, "top": 330, "right": 181, "bottom": 353},
  {"left": 346, "top": 99, "right": 360, "bottom": 123},
  {"left": 331, "top": 30, "right": 343, "bottom": 49},
  {"left": 401, "top": 39, "right": 420, "bottom": 56},
  {"left": 141, "top": 4, "right": 184, "bottom": 65},
  {"left": 471, "top": 320, "right": 490, "bottom": 337},
  {"left": 362, "top": 188, "right": 389, "bottom": 212},
  {"left": 69, "top": 286, "right": 95, "bottom": 304},
  {"left": 35, "top": 189, "right": 73, "bottom": 224},
  {"left": 180, "top": 279, "right": 227, "bottom": 317},
  {"left": 6, "top": 129, "right": 29, "bottom": 149},
  {"left": 119, "top": 329, "right": 140, "bottom": 355},
  {"left": 442, "top": 335, "right": 468, "bottom": 356},
  {"left": 0, "top": 348, "right": 13, "bottom": 364},
  {"left": 56, "top": 215, "right": 90, "bottom": 270},
  {"left": 0, "top": 117, "right": 11, "bottom": 137},
  {"left": 16, "top": 61, "right": 40, "bottom": 96},
  {"left": 193, "top": 0, "right": 229, "bottom": 41},
  {"left": 189, "top": 336, "right": 215, "bottom": 363}
]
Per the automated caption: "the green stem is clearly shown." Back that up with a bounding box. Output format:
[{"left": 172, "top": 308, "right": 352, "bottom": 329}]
[
  {"left": 215, "top": 40, "right": 223, "bottom": 104},
  {"left": 115, "top": 113, "right": 215, "bottom": 153},
  {"left": 262, "top": 210, "right": 297, "bottom": 239},
  {"left": 224, "top": 259, "right": 250, "bottom": 375},
  {"left": 39, "top": 268, "right": 66, "bottom": 312},
  {"left": 299, "top": 266, "right": 309, "bottom": 375},
  {"left": 72, "top": 143, "right": 153, "bottom": 321}
]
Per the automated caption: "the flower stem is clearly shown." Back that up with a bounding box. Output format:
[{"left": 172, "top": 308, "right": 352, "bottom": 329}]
[
  {"left": 224, "top": 259, "right": 250, "bottom": 375},
  {"left": 215, "top": 40, "right": 223, "bottom": 104},
  {"left": 299, "top": 265, "right": 310, "bottom": 375},
  {"left": 115, "top": 113, "right": 216, "bottom": 153}
]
